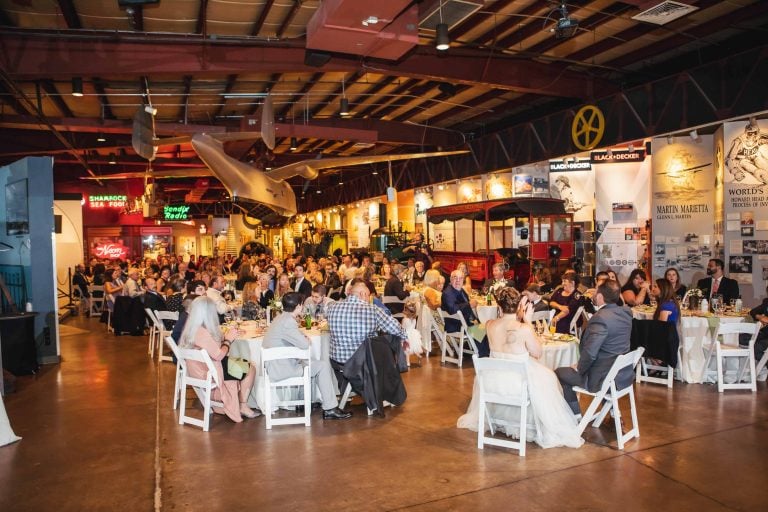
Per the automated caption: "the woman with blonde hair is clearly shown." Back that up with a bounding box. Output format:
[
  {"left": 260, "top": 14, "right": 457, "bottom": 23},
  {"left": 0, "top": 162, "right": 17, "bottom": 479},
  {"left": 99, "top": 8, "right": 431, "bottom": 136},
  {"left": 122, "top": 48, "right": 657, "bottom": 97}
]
[
  {"left": 422, "top": 269, "right": 443, "bottom": 311},
  {"left": 179, "top": 296, "right": 258, "bottom": 422}
]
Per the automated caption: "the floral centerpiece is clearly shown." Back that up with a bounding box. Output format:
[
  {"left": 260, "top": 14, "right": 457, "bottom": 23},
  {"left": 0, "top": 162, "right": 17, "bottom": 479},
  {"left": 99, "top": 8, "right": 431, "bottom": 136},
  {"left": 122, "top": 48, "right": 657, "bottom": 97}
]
[
  {"left": 683, "top": 288, "right": 703, "bottom": 310},
  {"left": 268, "top": 297, "right": 283, "bottom": 312}
]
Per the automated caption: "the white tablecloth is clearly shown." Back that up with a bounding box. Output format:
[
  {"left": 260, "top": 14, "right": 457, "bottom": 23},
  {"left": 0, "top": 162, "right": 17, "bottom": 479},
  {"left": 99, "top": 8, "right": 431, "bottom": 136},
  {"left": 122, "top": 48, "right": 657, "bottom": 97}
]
[
  {"left": 538, "top": 340, "right": 579, "bottom": 370},
  {"left": 0, "top": 393, "right": 21, "bottom": 447},
  {"left": 230, "top": 330, "right": 331, "bottom": 413},
  {"left": 475, "top": 304, "right": 499, "bottom": 325},
  {"left": 632, "top": 308, "right": 747, "bottom": 383}
]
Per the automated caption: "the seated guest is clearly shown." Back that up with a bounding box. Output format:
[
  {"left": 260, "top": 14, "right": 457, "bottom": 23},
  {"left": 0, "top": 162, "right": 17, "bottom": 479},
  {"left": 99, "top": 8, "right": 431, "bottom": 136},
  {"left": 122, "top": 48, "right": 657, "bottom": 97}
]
[
  {"left": 306, "top": 261, "right": 324, "bottom": 286},
  {"left": 156, "top": 267, "right": 172, "bottom": 295},
  {"left": 651, "top": 278, "right": 680, "bottom": 323},
  {"left": 274, "top": 272, "right": 292, "bottom": 301},
  {"left": 263, "top": 292, "right": 351, "bottom": 420},
  {"left": 165, "top": 277, "right": 188, "bottom": 314},
  {"left": 124, "top": 268, "right": 144, "bottom": 298},
  {"left": 431, "top": 261, "right": 451, "bottom": 284},
  {"left": 555, "top": 280, "right": 633, "bottom": 417},
  {"left": 744, "top": 284, "right": 768, "bottom": 366},
  {"left": 303, "top": 284, "right": 334, "bottom": 319},
  {"left": 72, "top": 263, "right": 90, "bottom": 301},
  {"left": 520, "top": 283, "right": 550, "bottom": 321},
  {"left": 482, "top": 263, "right": 508, "bottom": 294},
  {"left": 104, "top": 268, "right": 124, "bottom": 312},
  {"left": 582, "top": 271, "right": 609, "bottom": 314},
  {"left": 410, "top": 260, "right": 427, "bottom": 285},
  {"left": 697, "top": 258, "right": 740, "bottom": 304},
  {"left": 664, "top": 267, "right": 687, "bottom": 300},
  {"left": 621, "top": 269, "right": 651, "bottom": 306},
  {"left": 383, "top": 264, "right": 410, "bottom": 316},
  {"left": 549, "top": 272, "right": 582, "bottom": 334},
  {"left": 142, "top": 277, "right": 166, "bottom": 313},
  {"left": 327, "top": 281, "right": 406, "bottom": 368},
  {"left": 240, "top": 281, "right": 263, "bottom": 321},
  {"left": 206, "top": 275, "right": 233, "bottom": 317},
  {"left": 455, "top": 261, "right": 474, "bottom": 296},
  {"left": 255, "top": 273, "right": 274, "bottom": 308},
  {"left": 441, "top": 270, "right": 488, "bottom": 357},
  {"left": 178, "top": 297, "right": 258, "bottom": 422},
  {"left": 422, "top": 269, "right": 443, "bottom": 311},
  {"left": 171, "top": 280, "right": 208, "bottom": 341},
  {"left": 291, "top": 264, "right": 312, "bottom": 299}
]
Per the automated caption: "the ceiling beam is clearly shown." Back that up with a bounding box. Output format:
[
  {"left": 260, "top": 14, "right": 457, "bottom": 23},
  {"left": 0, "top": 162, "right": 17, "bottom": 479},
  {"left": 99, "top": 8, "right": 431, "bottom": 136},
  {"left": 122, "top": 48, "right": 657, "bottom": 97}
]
[
  {"left": 0, "top": 36, "right": 614, "bottom": 98},
  {"left": 129, "top": 4, "right": 144, "bottom": 32},
  {"left": 448, "top": 0, "right": 516, "bottom": 42},
  {"left": 308, "top": 70, "right": 365, "bottom": 118},
  {"left": 56, "top": 0, "right": 82, "bottom": 30},
  {"left": 276, "top": 0, "right": 302, "bottom": 39},
  {"left": 213, "top": 74, "right": 238, "bottom": 120},
  {"left": 91, "top": 77, "right": 115, "bottom": 120},
  {"left": 196, "top": 0, "right": 208, "bottom": 36},
  {"left": 277, "top": 72, "right": 324, "bottom": 120},
  {"left": 251, "top": 0, "right": 275, "bottom": 36},
  {"left": 0, "top": 7, "right": 12, "bottom": 27},
  {"left": 0, "top": 81, "right": 32, "bottom": 115},
  {"left": 40, "top": 80, "right": 74, "bottom": 118}
]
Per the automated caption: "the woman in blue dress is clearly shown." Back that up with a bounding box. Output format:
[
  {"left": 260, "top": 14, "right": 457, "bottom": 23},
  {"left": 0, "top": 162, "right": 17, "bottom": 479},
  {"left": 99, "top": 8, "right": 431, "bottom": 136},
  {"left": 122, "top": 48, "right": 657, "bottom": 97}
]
[{"left": 652, "top": 278, "right": 679, "bottom": 323}]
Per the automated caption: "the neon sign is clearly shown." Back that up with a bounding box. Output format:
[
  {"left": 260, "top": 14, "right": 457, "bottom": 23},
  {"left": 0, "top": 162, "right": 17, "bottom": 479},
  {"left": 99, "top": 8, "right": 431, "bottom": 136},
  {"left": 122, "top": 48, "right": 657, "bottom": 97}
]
[
  {"left": 163, "top": 204, "right": 191, "bottom": 221},
  {"left": 88, "top": 194, "right": 127, "bottom": 209},
  {"left": 92, "top": 243, "right": 129, "bottom": 259}
]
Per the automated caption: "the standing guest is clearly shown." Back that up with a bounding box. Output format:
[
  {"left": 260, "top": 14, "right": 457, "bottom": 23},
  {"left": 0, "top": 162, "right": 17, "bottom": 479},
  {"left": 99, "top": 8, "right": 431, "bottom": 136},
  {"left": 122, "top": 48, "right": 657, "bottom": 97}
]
[
  {"left": 383, "top": 264, "right": 410, "bottom": 316},
  {"left": 482, "top": 263, "right": 508, "bottom": 293},
  {"left": 275, "top": 273, "right": 292, "bottom": 300},
  {"left": 549, "top": 272, "right": 582, "bottom": 334},
  {"left": 621, "top": 269, "right": 651, "bottom": 306},
  {"left": 124, "top": 268, "right": 144, "bottom": 298},
  {"left": 104, "top": 268, "right": 124, "bottom": 311},
  {"left": 697, "top": 258, "right": 740, "bottom": 303},
  {"left": 142, "top": 277, "right": 166, "bottom": 313},
  {"left": 303, "top": 284, "right": 334, "bottom": 319},
  {"left": 555, "top": 280, "right": 633, "bottom": 417},
  {"left": 178, "top": 297, "right": 258, "bottom": 422},
  {"left": 327, "top": 281, "right": 406, "bottom": 366},
  {"left": 263, "top": 292, "right": 351, "bottom": 420},
  {"left": 441, "top": 270, "right": 488, "bottom": 356},
  {"left": 651, "top": 278, "right": 680, "bottom": 323},
  {"left": 291, "top": 264, "right": 313, "bottom": 299},
  {"left": 663, "top": 268, "right": 688, "bottom": 301}
]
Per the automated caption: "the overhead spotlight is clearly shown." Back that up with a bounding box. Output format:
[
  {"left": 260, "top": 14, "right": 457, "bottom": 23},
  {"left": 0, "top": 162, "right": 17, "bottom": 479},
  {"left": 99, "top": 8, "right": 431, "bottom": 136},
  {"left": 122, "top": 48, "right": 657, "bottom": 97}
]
[
  {"left": 108, "top": 152, "right": 117, "bottom": 165},
  {"left": 628, "top": 144, "right": 635, "bottom": 152},
  {"left": 144, "top": 105, "right": 158, "bottom": 116},
  {"left": 316, "top": 190, "right": 322, "bottom": 194},
  {"left": 667, "top": 135, "right": 674, "bottom": 145},
  {"left": 690, "top": 129, "right": 701, "bottom": 143},
  {"left": 290, "top": 137, "right": 298, "bottom": 151},
  {"left": 71, "top": 77, "right": 84, "bottom": 97},
  {"left": 96, "top": 132, "right": 106, "bottom": 143},
  {"left": 435, "top": 23, "right": 450, "bottom": 51},
  {"left": 372, "top": 170, "right": 378, "bottom": 175},
  {"left": 339, "top": 97, "right": 350, "bottom": 117}
]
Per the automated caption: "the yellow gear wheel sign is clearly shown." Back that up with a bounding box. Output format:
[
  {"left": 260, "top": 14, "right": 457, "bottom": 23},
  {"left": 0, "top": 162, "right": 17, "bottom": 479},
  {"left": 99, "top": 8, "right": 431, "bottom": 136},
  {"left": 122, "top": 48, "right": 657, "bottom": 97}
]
[{"left": 571, "top": 105, "right": 605, "bottom": 150}]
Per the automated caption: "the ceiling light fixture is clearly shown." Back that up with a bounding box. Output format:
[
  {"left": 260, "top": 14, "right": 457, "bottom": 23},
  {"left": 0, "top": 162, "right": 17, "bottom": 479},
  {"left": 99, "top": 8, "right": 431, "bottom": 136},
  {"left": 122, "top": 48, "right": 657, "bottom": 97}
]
[
  {"left": 667, "top": 135, "right": 674, "bottom": 145},
  {"left": 290, "top": 137, "right": 298, "bottom": 151},
  {"left": 435, "top": 2, "right": 450, "bottom": 51},
  {"left": 339, "top": 78, "right": 350, "bottom": 117},
  {"left": 689, "top": 129, "right": 700, "bottom": 142},
  {"left": 108, "top": 152, "right": 117, "bottom": 165},
  {"left": 362, "top": 16, "right": 379, "bottom": 27},
  {"left": 550, "top": 3, "right": 579, "bottom": 39},
  {"left": 96, "top": 132, "right": 106, "bottom": 143},
  {"left": 71, "top": 77, "right": 84, "bottom": 97}
]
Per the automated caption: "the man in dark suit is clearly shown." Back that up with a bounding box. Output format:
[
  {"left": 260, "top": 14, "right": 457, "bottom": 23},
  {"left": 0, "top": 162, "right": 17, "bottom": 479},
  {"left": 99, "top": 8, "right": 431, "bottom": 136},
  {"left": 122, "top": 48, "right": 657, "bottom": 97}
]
[
  {"left": 555, "top": 280, "right": 633, "bottom": 416},
  {"left": 441, "top": 270, "right": 488, "bottom": 357},
  {"left": 482, "top": 263, "right": 508, "bottom": 293},
  {"left": 291, "top": 263, "right": 312, "bottom": 299},
  {"left": 697, "top": 258, "right": 740, "bottom": 304},
  {"left": 521, "top": 284, "right": 550, "bottom": 315},
  {"left": 383, "top": 264, "right": 409, "bottom": 316},
  {"left": 142, "top": 277, "right": 167, "bottom": 313}
]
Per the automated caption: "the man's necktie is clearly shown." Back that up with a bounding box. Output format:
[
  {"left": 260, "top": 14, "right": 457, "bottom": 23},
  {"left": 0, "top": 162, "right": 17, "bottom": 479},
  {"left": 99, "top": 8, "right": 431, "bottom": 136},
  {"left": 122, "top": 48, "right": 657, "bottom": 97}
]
[{"left": 712, "top": 278, "right": 719, "bottom": 295}]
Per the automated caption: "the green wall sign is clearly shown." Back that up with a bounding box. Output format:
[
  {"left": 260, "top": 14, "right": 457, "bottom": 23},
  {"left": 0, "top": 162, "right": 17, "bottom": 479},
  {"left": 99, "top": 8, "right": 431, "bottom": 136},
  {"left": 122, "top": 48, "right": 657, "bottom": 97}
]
[{"left": 163, "top": 204, "right": 191, "bottom": 220}]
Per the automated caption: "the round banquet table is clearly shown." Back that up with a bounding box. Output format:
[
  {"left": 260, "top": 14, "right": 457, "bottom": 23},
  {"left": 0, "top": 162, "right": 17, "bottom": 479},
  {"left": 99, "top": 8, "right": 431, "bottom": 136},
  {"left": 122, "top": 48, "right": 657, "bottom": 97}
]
[
  {"left": 230, "top": 329, "right": 335, "bottom": 413},
  {"left": 632, "top": 307, "right": 748, "bottom": 383},
  {"left": 475, "top": 304, "right": 499, "bottom": 325},
  {"left": 535, "top": 334, "right": 580, "bottom": 370}
]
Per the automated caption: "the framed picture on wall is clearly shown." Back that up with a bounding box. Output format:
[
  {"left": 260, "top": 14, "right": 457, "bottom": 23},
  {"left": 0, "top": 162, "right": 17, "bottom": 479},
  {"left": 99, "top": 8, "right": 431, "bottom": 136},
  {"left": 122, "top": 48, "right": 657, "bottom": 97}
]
[{"left": 6, "top": 178, "right": 29, "bottom": 236}]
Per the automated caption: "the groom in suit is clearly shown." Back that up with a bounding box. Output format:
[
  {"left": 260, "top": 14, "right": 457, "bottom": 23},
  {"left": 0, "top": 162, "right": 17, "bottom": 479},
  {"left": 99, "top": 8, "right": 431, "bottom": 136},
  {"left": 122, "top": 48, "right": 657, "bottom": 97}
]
[
  {"left": 697, "top": 258, "right": 740, "bottom": 304},
  {"left": 555, "top": 280, "right": 632, "bottom": 416}
]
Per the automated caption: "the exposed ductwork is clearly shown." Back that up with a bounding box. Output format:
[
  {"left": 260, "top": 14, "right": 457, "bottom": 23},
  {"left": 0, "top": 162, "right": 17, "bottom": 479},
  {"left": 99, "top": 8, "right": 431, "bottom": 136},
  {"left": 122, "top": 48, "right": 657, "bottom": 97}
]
[{"left": 305, "top": 0, "right": 418, "bottom": 61}]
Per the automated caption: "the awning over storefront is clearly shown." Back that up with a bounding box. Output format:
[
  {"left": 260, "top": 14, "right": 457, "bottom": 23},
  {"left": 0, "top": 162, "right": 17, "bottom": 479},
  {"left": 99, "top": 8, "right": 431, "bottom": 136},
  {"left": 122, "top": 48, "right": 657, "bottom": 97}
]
[{"left": 427, "top": 198, "right": 566, "bottom": 223}]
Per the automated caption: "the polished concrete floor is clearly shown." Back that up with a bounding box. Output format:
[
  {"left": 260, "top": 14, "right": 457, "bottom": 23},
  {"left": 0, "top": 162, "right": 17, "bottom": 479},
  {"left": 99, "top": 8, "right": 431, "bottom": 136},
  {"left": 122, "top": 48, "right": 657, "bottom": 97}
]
[{"left": 2, "top": 315, "right": 767, "bottom": 512}]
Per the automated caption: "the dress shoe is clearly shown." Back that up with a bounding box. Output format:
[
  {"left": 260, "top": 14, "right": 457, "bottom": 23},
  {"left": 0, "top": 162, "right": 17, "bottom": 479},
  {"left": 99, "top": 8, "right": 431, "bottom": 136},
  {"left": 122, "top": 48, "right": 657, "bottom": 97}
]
[{"left": 323, "top": 407, "right": 352, "bottom": 420}]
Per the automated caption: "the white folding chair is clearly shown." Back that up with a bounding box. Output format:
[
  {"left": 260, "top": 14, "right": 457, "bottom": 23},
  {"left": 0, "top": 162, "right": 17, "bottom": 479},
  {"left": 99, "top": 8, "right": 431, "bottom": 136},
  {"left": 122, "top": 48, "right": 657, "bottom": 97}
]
[
  {"left": 177, "top": 347, "right": 224, "bottom": 431},
  {"left": 473, "top": 354, "right": 530, "bottom": 456},
  {"left": 382, "top": 295, "right": 406, "bottom": 319},
  {"left": 261, "top": 346, "right": 311, "bottom": 429},
  {"left": 145, "top": 308, "right": 159, "bottom": 357},
  {"left": 531, "top": 309, "right": 553, "bottom": 331},
  {"left": 164, "top": 336, "right": 184, "bottom": 410},
  {"left": 569, "top": 306, "right": 585, "bottom": 338},
  {"left": 576, "top": 347, "right": 644, "bottom": 450},
  {"left": 439, "top": 308, "right": 478, "bottom": 368},
  {"left": 153, "top": 311, "right": 179, "bottom": 363},
  {"left": 328, "top": 286, "right": 342, "bottom": 299},
  {"left": 756, "top": 348, "right": 768, "bottom": 382},
  {"left": 88, "top": 285, "right": 104, "bottom": 317},
  {"left": 581, "top": 308, "right": 592, "bottom": 325},
  {"left": 701, "top": 322, "right": 759, "bottom": 392}
]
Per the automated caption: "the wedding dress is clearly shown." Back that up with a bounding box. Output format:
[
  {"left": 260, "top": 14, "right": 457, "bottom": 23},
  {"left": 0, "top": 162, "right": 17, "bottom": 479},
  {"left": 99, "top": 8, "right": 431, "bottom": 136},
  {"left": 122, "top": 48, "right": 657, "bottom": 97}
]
[{"left": 457, "top": 341, "right": 584, "bottom": 449}]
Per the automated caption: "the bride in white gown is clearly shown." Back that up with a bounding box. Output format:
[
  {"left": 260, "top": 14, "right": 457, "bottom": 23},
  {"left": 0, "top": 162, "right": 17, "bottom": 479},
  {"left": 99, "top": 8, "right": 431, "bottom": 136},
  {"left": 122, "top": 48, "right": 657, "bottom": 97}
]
[{"left": 457, "top": 287, "right": 584, "bottom": 449}]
